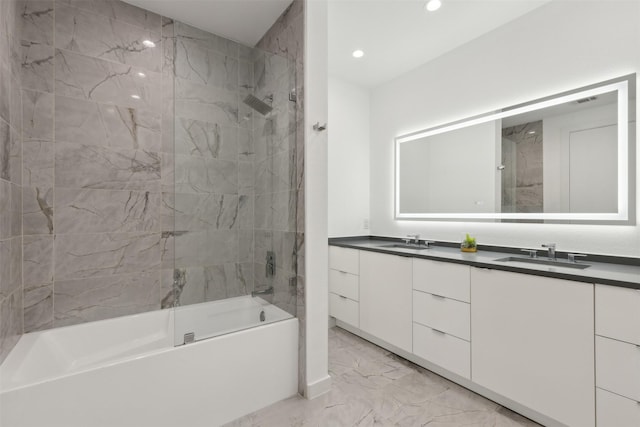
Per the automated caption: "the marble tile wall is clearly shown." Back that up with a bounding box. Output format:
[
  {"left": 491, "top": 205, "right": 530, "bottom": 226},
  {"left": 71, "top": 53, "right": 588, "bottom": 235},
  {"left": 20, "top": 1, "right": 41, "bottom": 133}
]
[
  {"left": 256, "top": 0, "right": 305, "bottom": 395},
  {"left": 0, "top": 0, "right": 24, "bottom": 364},
  {"left": 2, "top": 0, "right": 304, "bottom": 368},
  {"left": 19, "top": 0, "right": 166, "bottom": 333}
]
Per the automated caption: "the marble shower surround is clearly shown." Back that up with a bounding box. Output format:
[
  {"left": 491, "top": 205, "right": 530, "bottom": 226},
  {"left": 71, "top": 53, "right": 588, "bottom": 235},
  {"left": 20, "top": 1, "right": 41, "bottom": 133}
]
[
  {"left": 0, "top": 0, "right": 24, "bottom": 364},
  {"left": 16, "top": 0, "right": 168, "bottom": 333},
  {"left": 12, "top": 0, "right": 303, "bottom": 340}
]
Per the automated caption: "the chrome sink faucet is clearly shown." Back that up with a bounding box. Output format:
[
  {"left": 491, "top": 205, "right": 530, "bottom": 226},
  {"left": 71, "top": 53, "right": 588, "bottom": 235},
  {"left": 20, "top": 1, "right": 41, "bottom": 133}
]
[
  {"left": 407, "top": 234, "right": 420, "bottom": 245},
  {"left": 542, "top": 243, "right": 556, "bottom": 261}
]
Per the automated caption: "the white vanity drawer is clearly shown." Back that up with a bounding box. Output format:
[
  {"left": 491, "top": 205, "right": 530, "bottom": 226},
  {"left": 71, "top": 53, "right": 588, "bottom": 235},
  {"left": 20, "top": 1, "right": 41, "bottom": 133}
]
[
  {"left": 329, "top": 293, "right": 359, "bottom": 327},
  {"left": 596, "top": 284, "right": 640, "bottom": 345},
  {"left": 413, "top": 323, "right": 470, "bottom": 379},
  {"left": 596, "top": 335, "right": 640, "bottom": 401},
  {"left": 329, "top": 246, "right": 359, "bottom": 275},
  {"left": 329, "top": 269, "right": 359, "bottom": 301},
  {"left": 412, "top": 290, "right": 470, "bottom": 341},
  {"left": 413, "top": 258, "right": 470, "bottom": 302},
  {"left": 597, "top": 387, "right": 640, "bottom": 427}
]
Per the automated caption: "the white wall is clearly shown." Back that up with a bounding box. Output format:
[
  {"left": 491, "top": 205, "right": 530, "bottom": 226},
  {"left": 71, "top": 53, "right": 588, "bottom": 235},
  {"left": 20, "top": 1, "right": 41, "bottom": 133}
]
[
  {"left": 328, "top": 77, "right": 370, "bottom": 236},
  {"left": 368, "top": 0, "right": 640, "bottom": 257},
  {"left": 304, "top": 0, "right": 331, "bottom": 399}
]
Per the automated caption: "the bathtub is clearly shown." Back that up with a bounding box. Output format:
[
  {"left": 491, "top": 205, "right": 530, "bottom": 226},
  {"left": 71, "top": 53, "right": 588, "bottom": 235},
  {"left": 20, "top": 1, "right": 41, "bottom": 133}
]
[{"left": 0, "top": 296, "right": 298, "bottom": 427}]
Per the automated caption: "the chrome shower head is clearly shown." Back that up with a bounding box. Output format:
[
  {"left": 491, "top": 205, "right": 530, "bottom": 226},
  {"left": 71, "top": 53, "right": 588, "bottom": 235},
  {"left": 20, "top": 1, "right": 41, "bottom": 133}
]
[{"left": 243, "top": 94, "right": 273, "bottom": 116}]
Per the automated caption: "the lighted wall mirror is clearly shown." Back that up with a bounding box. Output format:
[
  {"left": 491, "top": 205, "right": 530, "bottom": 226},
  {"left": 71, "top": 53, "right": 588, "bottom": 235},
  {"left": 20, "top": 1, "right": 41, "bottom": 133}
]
[{"left": 395, "top": 74, "right": 636, "bottom": 224}]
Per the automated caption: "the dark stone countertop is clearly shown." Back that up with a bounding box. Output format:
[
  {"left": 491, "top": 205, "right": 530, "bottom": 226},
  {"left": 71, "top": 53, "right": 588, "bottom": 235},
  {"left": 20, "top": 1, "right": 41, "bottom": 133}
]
[{"left": 329, "top": 236, "right": 640, "bottom": 290}]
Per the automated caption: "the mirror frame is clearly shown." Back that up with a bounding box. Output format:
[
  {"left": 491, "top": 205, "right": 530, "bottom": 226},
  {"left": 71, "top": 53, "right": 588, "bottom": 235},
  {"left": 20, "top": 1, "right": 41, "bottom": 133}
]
[{"left": 394, "top": 74, "right": 635, "bottom": 223}]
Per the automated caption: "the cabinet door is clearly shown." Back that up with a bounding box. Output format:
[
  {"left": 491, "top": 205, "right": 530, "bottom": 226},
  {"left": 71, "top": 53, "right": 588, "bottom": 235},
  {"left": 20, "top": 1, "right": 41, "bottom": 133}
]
[
  {"left": 471, "top": 268, "right": 595, "bottom": 427},
  {"left": 360, "top": 251, "right": 412, "bottom": 352}
]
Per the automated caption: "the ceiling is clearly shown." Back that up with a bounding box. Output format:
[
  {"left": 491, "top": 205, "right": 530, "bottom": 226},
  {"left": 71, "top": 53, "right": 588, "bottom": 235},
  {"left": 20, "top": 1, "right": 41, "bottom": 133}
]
[
  {"left": 122, "top": 0, "right": 551, "bottom": 88},
  {"left": 328, "top": 0, "right": 551, "bottom": 88},
  {"left": 122, "top": 0, "right": 292, "bottom": 47}
]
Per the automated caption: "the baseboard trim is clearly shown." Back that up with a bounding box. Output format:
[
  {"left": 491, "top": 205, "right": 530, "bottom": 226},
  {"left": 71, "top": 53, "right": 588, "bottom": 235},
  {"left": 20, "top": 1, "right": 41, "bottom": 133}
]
[{"left": 305, "top": 374, "right": 332, "bottom": 399}]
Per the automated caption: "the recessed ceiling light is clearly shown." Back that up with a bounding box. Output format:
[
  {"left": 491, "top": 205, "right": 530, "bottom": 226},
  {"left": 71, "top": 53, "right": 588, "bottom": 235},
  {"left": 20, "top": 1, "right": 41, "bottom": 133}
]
[
  {"left": 527, "top": 130, "right": 536, "bottom": 135},
  {"left": 142, "top": 40, "right": 156, "bottom": 48},
  {"left": 352, "top": 49, "right": 364, "bottom": 59},
  {"left": 131, "top": 94, "right": 141, "bottom": 100},
  {"left": 425, "top": 0, "right": 442, "bottom": 12},
  {"left": 137, "top": 72, "right": 146, "bottom": 78}
]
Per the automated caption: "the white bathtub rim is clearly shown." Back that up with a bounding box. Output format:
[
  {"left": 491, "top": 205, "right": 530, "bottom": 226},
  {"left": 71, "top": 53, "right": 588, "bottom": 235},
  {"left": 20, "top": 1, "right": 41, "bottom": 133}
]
[{"left": 1, "top": 305, "right": 294, "bottom": 394}]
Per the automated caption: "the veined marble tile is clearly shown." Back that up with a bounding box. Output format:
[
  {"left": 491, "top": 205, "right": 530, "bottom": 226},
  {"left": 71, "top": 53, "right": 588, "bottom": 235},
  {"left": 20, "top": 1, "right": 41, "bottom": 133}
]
[
  {"left": 0, "top": 64, "right": 10, "bottom": 124},
  {"left": 162, "top": 192, "right": 239, "bottom": 232},
  {"left": 254, "top": 149, "right": 296, "bottom": 195},
  {"left": 0, "top": 288, "right": 23, "bottom": 364},
  {"left": 10, "top": 182, "right": 22, "bottom": 237},
  {"left": 0, "top": 239, "right": 12, "bottom": 299},
  {"left": 173, "top": 154, "right": 237, "bottom": 195},
  {"left": 54, "top": 270, "right": 161, "bottom": 327},
  {"left": 22, "top": 89, "right": 53, "bottom": 142},
  {"left": 174, "top": 22, "right": 238, "bottom": 58},
  {"left": 174, "top": 117, "right": 237, "bottom": 160},
  {"left": 56, "top": 188, "right": 161, "bottom": 234},
  {"left": 23, "top": 234, "right": 53, "bottom": 285},
  {"left": 19, "top": 0, "right": 54, "bottom": 45},
  {"left": 55, "top": 141, "right": 161, "bottom": 191},
  {"left": 54, "top": 49, "right": 161, "bottom": 112},
  {"left": 9, "top": 74, "right": 22, "bottom": 133},
  {"left": 238, "top": 229, "right": 254, "bottom": 263},
  {"left": 23, "top": 282, "right": 53, "bottom": 332},
  {"left": 23, "top": 186, "right": 53, "bottom": 235},
  {"left": 203, "top": 263, "right": 250, "bottom": 302},
  {"left": 237, "top": 194, "right": 253, "bottom": 230},
  {"left": 55, "top": 231, "right": 162, "bottom": 280},
  {"left": 238, "top": 161, "right": 254, "bottom": 196},
  {"left": 0, "top": 180, "right": 11, "bottom": 239},
  {"left": 175, "top": 37, "right": 238, "bottom": 90},
  {"left": 0, "top": 118, "right": 10, "bottom": 181},
  {"left": 173, "top": 229, "right": 238, "bottom": 268},
  {"left": 253, "top": 115, "right": 295, "bottom": 162},
  {"left": 55, "top": 4, "right": 161, "bottom": 72},
  {"left": 58, "top": 0, "right": 162, "bottom": 32},
  {"left": 255, "top": 190, "right": 297, "bottom": 232},
  {"left": 8, "top": 127, "right": 22, "bottom": 186},
  {"left": 21, "top": 40, "right": 54, "bottom": 92},
  {"left": 174, "top": 77, "right": 239, "bottom": 126},
  {"left": 238, "top": 127, "right": 253, "bottom": 161},
  {"left": 55, "top": 95, "right": 161, "bottom": 151}
]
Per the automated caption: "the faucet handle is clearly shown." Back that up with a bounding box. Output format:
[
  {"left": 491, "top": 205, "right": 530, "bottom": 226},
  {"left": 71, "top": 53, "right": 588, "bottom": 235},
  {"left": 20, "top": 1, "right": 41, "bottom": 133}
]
[
  {"left": 541, "top": 243, "right": 556, "bottom": 249},
  {"left": 568, "top": 253, "right": 587, "bottom": 263},
  {"left": 520, "top": 249, "right": 538, "bottom": 258}
]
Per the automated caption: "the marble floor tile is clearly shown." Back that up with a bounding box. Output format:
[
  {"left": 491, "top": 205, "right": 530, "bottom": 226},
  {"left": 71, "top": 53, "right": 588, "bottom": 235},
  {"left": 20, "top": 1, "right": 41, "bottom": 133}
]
[{"left": 225, "top": 327, "right": 541, "bottom": 427}]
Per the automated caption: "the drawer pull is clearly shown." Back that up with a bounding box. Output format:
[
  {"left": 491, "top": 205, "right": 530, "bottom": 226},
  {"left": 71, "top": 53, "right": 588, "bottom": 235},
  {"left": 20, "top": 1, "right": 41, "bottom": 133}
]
[
  {"left": 431, "top": 293, "right": 446, "bottom": 299},
  {"left": 338, "top": 270, "right": 348, "bottom": 274},
  {"left": 339, "top": 295, "right": 347, "bottom": 300},
  {"left": 431, "top": 328, "right": 446, "bottom": 335}
]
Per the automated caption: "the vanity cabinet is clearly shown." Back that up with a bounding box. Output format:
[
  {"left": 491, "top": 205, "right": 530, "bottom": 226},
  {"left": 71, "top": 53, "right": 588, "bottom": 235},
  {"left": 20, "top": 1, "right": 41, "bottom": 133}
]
[
  {"left": 328, "top": 247, "right": 360, "bottom": 327},
  {"left": 595, "top": 285, "right": 640, "bottom": 427},
  {"left": 359, "top": 251, "right": 412, "bottom": 353},
  {"left": 471, "top": 268, "right": 595, "bottom": 427},
  {"left": 412, "top": 259, "right": 471, "bottom": 378}
]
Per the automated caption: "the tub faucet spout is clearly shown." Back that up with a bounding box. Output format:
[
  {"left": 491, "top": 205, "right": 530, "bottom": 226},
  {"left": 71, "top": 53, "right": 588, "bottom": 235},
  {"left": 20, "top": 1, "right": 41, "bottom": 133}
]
[{"left": 252, "top": 286, "right": 274, "bottom": 297}]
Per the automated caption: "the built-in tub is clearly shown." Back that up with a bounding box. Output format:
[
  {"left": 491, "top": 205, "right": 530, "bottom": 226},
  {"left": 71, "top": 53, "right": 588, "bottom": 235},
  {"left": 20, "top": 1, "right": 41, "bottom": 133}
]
[{"left": 0, "top": 296, "right": 298, "bottom": 427}]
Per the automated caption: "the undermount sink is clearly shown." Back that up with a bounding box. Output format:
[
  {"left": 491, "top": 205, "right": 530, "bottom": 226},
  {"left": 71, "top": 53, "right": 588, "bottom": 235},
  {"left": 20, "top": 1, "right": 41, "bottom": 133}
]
[
  {"left": 494, "top": 256, "right": 590, "bottom": 269},
  {"left": 379, "top": 243, "right": 430, "bottom": 250}
]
